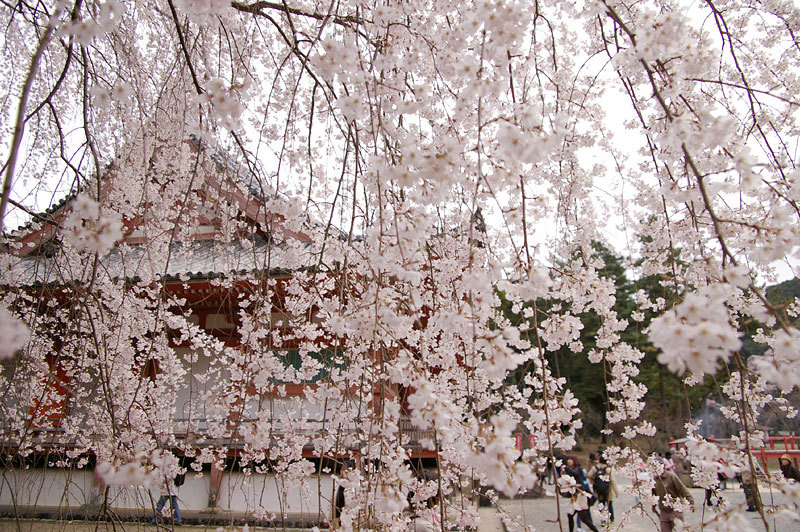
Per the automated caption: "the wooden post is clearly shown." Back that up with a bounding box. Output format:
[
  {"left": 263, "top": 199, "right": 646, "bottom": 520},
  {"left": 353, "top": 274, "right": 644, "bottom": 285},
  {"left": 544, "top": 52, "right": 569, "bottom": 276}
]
[{"left": 209, "top": 462, "right": 223, "bottom": 508}]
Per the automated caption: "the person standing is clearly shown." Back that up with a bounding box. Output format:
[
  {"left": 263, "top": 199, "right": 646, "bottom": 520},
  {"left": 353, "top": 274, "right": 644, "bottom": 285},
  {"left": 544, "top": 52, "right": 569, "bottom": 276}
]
[
  {"left": 588, "top": 454, "right": 618, "bottom": 523},
  {"left": 663, "top": 451, "right": 676, "bottom": 471},
  {"left": 741, "top": 466, "right": 757, "bottom": 512},
  {"left": 153, "top": 470, "right": 182, "bottom": 524},
  {"left": 652, "top": 468, "right": 693, "bottom": 532},
  {"left": 562, "top": 456, "right": 599, "bottom": 532},
  {"left": 332, "top": 459, "right": 354, "bottom": 529}
]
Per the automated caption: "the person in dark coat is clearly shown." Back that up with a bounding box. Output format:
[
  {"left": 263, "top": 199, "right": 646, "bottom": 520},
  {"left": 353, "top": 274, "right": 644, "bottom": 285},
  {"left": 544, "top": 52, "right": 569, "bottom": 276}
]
[
  {"left": 741, "top": 466, "right": 758, "bottom": 511},
  {"left": 562, "top": 456, "right": 599, "bottom": 532},
  {"left": 588, "top": 454, "right": 618, "bottom": 523},
  {"left": 779, "top": 454, "right": 800, "bottom": 482}
]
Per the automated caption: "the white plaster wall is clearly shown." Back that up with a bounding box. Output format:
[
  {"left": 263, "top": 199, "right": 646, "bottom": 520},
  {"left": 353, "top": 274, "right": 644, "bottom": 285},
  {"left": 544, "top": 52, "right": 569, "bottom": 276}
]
[
  {"left": 177, "top": 472, "right": 210, "bottom": 510},
  {"left": 0, "top": 468, "right": 94, "bottom": 508},
  {"left": 0, "top": 468, "right": 333, "bottom": 516},
  {"left": 217, "top": 472, "right": 334, "bottom": 516},
  {"left": 174, "top": 346, "right": 213, "bottom": 424}
]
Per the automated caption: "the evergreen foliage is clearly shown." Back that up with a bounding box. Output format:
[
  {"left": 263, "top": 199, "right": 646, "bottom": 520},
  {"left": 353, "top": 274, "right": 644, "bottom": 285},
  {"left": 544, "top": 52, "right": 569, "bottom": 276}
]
[{"left": 502, "top": 242, "right": 799, "bottom": 442}]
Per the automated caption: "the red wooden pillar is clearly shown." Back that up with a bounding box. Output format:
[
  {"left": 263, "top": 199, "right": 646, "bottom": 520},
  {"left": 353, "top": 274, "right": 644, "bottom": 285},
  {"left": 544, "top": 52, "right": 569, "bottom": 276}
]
[{"left": 209, "top": 462, "right": 223, "bottom": 508}]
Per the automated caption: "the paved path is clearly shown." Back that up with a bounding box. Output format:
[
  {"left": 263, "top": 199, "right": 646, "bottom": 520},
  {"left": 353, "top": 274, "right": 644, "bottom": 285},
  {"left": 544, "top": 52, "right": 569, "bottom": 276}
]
[
  {"left": 492, "top": 481, "right": 793, "bottom": 532},
  {"left": 477, "top": 506, "right": 506, "bottom": 532}
]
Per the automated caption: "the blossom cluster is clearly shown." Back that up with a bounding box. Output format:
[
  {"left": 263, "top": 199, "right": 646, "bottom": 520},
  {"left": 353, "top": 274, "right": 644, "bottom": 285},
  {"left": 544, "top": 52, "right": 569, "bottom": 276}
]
[
  {"left": 95, "top": 450, "right": 179, "bottom": 487},
  {"left": 468, "top": 415, "right": 537, "bottom": 497},
  {"left": 750, "top": 328, "right": 800, "bottom": 392},
  {"left": 648, "top": 289, "right": 741, "bottom": 376},
  {"left": 91, "top": 81, "right": 133, "bottom": 107},
  {"left": 174, "top": 0, "right": 229, "bottom": 16},
  {"left": 63, "top": 195, "right": 123, "bottom": 254},
  {"left": 476, "top": 327, "right": 531, "bottom": 382},
  {"left": 56, "top": 0, "right": 124, "bottom": 45},
  {"left": 199, "top": 78, "right": 246, "bottom": 131}
]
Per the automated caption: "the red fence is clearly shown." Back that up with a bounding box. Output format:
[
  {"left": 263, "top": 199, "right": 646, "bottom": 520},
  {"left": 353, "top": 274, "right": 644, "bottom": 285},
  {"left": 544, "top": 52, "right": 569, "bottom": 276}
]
[
  {"left": 513, "top": 434, "right": 800, "bottom": 470},
  {"left": 669, "top": 435, "right": 800, "bottom": 470}
]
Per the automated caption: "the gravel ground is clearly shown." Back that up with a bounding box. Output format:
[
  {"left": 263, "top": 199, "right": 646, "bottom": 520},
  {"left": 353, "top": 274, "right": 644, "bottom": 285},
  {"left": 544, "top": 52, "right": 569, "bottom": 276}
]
[{"left": 1, "top": 482, "right": 795, "bottom": 532}]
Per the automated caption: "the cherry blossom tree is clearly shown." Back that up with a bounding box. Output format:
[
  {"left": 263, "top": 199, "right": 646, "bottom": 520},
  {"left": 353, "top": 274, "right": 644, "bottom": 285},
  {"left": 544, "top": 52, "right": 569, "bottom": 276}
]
[{"left": 1, "top": 0, "right": 800, "bottom": 530}]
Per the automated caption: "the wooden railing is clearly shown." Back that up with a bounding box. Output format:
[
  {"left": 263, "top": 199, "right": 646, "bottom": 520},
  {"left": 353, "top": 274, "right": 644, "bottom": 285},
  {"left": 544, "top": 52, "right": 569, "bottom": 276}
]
[{"left": 669, "top": 435, "right": 800, "bottom": 469}]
